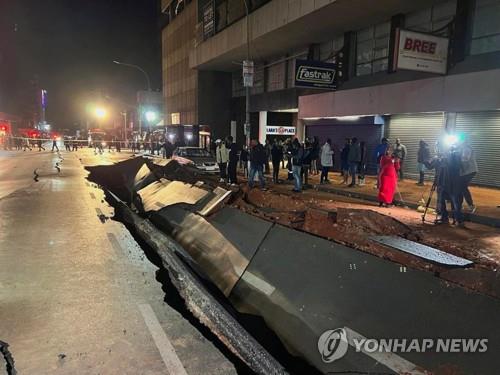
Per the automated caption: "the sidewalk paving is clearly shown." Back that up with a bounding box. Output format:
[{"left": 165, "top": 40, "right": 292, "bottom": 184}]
[{"left": 275, "top": 169, "right": 500, "bottom": 226}]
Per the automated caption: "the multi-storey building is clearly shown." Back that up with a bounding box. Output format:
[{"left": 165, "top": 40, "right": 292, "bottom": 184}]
[{"left": 161, "top": 0, "right": 500, "bottom": 186}]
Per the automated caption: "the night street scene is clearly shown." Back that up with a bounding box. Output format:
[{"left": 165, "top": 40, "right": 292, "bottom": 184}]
[{"left": 2, "top": 0, "right": 500, "bottom": 374}]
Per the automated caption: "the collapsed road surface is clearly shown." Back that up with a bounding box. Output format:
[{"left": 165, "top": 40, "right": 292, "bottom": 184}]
[
  {"left": 86, "top": 156, "right": 500, "bottom": 375},
  {"left": 0, "top": 149, "right": 244, "bottom": 374}
]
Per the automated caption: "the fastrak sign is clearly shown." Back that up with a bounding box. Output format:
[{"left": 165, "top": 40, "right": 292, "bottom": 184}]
[
  {"left": 394, "top": 29, "right": 449, "bottom": 74},
  {"left": 295, "top": 59, "right": 338, "bottom": 90}
]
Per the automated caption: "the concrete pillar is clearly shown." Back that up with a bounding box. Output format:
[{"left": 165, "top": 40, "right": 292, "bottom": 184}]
[
  {"left": 296, "top": 118, "right": 305, "bottom": 142},
  {"left": 259, "top": 111, "right": 267, "bottom": 144},
  {"left": 231, "top": 121, "right": 237, "bottom": 142}
]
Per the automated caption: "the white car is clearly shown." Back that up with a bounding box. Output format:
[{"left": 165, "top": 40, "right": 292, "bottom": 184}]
[{"left": 172, "top": 147, "right": 220, "bottom": 173}]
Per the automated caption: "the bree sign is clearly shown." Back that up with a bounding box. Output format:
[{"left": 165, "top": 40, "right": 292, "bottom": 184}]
[
  {"left": 395, "top": 29, "right": 449, "bottom": 74},
  {"left": 295, "top": 59, "right": 337, "bottom": 90}
]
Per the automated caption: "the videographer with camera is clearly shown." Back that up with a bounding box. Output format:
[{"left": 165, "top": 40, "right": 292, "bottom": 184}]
[{"left": 425, "top": 138, "right": 465, "bottom": 227}]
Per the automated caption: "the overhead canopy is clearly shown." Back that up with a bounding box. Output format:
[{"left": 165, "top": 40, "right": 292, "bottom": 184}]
[{"left": 299, "top": 68, "right": 500, "bottom": 119}]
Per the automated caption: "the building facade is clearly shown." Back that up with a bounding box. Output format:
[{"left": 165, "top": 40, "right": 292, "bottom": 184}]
[{"left": 161, "top": 0, "right": 500, "bottom": 186}]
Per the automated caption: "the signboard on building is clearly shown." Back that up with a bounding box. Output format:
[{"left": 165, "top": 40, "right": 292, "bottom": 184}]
[
  {"left": 394, "top": 29, "right": 449, "bottom": 74},
  {"left": 202, "top": 1, "right": 215, "bottom": 39},
  {"left": 294, "top": 60, "right": 338, "bottom": 90},
  {"left": 265, "top": 126, "right": 296, "bottom": 136}
]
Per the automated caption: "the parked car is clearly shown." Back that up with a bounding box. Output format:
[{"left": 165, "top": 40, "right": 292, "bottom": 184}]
[{"left": 172, "top": 147, "right": 219, "bottom": 173}]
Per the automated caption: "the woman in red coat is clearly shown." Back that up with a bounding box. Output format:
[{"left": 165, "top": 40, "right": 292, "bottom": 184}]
[{"left": 378, "top": 149, "right": 400, "bottom": 207}]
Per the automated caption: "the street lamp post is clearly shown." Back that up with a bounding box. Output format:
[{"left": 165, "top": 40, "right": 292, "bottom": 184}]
[
  {"left": 242, "top": 0, "right": 252, "bottom": 147},
  {"left": 113, "top": 60, "right": 152, "bottom": 136}
]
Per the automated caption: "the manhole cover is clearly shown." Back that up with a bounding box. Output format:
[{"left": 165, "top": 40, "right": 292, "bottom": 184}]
[{"left": 370, "top": 236, "right": 473, "bottom": 267}]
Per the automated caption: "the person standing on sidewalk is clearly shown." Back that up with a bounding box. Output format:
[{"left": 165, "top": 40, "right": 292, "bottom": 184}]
[
  {"left": 347, "top": 137, "right": 361, "bottom": 187},
  {"left": 373, "top": 137, "right": 389, "bottom": 188},
  {"left": 215, "top": 139, "right": 229, "bottom": 183},
  {"left": 239, "top": 145, "right": 249, "bottom": 177},
  {"left": 340, "top": 138, "right": 351, "bottom": 184},
  {"left": 290, "top": 138, "right": 304, "bottom": 192},
  {"left": 416, "top": 140, "right": 431, "bottom": 186},
  {"left": 301, "top": 139, "right": 313, "bottom": 188},
  {"left": 271, "top": 139, "right": 283, "bottom": 183},
  {"left": 248, "top": 140, "right": 266, "bottom": 190},
  {"left": 358, "top": 141, "right": 367, "bottom": 186},
  {"left": 227, "top": 136, "right": 239, "bottom": 186},
  {"left": 320, "top": 138, "right": 334, "bottom": 184},
  {"left": 264, "top": 138, "right": 272, "bottom": 175},
  {"left": 378, "top": 147, "right": 400, "bottom": 207},
  {"left": 393, "top": 138, "right": 407, "bottom": 180},
  {"left": 459, "top": 138, "right": 478, "bottom": 213}
]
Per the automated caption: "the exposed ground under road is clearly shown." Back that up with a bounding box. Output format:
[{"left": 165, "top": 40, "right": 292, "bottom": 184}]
[{"left": 0, "top": 148, "right": 239, "bottom": 374}]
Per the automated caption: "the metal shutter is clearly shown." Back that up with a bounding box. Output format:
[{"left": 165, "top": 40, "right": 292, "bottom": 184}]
[
  {"left": 306, "top": 124, "right": 384, "bottom": 173},
  {"left": 386, "top": 113, "right": 445, "bottom": 179},
  {"left": 456, "top": 111, "right": 500, "bottom": 187}
]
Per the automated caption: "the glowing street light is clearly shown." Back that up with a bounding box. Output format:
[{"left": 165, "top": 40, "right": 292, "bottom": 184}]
[
  {"left": 94, "top": 107, "right": 107, "bottom": 119},
  {"left": 145, "top": 110, "right": 158, "bottom": 123}
]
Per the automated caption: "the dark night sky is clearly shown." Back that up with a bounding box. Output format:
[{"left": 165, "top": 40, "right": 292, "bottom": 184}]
[{"left": 0, "top": 0, "right": 161, "bottom": 129}]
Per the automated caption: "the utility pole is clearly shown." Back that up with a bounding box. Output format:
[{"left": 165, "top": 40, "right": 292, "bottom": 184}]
[
  {"left": 113, "top": 60, "right": 152, "bottom": 139},
  {"left": 242, "top": 0, "right": 253, "bottom": 147}
]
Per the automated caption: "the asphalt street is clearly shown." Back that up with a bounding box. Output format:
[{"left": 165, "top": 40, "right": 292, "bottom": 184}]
[{"left": 0, "top": 146, "right": 238, "bottom": 374}]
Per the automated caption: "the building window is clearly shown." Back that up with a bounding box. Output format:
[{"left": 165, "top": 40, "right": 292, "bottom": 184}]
[
  {"left": 356, "top": 21, "right": 390, "bottom": 76},
  {"left": 405, "top": 0, "right": 456, "bottom": 34},
  {"left": 471, "top": 0, "right": 500, "bottom": 55}
]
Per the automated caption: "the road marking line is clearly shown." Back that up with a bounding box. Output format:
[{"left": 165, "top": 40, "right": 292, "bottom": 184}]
[
  {"left": 241, "top": 271, "right": 275, "bottom": 296},
  {"left": 344, "top": 327, "right": 427, "bottom": 375},
  {"left": 138, "top": 303, "right": 188, "bottom": 375}
]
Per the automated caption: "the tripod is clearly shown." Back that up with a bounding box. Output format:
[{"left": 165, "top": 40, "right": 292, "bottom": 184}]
[{"left": 422, "top": 178, "right": 438, "bottom": 223}]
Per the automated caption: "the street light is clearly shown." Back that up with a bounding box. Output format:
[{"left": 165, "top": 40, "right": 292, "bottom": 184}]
[
  {"left": 242, "top": 0, "right": 252, "bottom": 147},
  {"left": 113, "top": 60, "right": 152, "bottom": 136},
  {"left": 94, "top": 107, "right": 107, "bottom": 119},
  {"left": 145, "top": 110, "right": 158, "bottom": 123}
]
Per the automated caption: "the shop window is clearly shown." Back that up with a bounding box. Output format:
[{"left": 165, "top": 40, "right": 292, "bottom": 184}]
[
  {"left": 471, "top": 0, "right": 500, "bottom": 55},
  {"left": 356, "top": 21, "right": 390, "bottom": 76},
  {"left": 319, "top": 35, "right": 344, "bottom": 62},
  {"left": 405, "top": 0, "right": 456, "bottom": 34}
]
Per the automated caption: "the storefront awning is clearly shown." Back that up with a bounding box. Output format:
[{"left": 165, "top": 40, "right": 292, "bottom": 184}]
[{"left": 299, "top": 68, "right": 500, "bottom": 119}]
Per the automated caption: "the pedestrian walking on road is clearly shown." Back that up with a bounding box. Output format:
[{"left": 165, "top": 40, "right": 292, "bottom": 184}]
[
  {"left": 347, "top": 137, "right": 361, "bottom": 187},
  {"left": 378, "top": 148, "right": 400, "bottom": 207},
  {"left": 340, "top": 138, "right": 351, "bottom": 184},
  {"left": 393, "top": 138, "right": 407, "bottom": 180},
  {"left": 51, "top": 138, "right": 59, "bottom": 152},
  {"left": 290, "top": 138, "right": 304, "bottom": 192},
  {"left": 248, "top": 140, "right": 266, "bottom": 190},
  {"left": 227, "top": 136, "right": 239, "bottom": 186},
  {"left": 320, "top": 139, "right": 334, "bottom": 184},
  {"left": 417, "top": 140, "right": 431, "bottom": 186},
  {"left": 37, "top": 139, "right": 45, "bottom": 152},
  {"left": 271, "top": 139, "right": 283, "bottom": 183},
  {"left": 215, "top": 139, "right": 229, "bottom": 182}
]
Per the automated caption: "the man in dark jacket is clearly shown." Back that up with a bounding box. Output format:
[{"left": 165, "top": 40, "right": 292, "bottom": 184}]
[
  {"left": 417, "top": 140, "right": 431, "bottom": 186},
  {"left": 248, "top": 140, "right": 266, "bottom": 190},
  {"left": 271, "top": 140, "right": 283, "bottom": 183},
  {"left": 290, "top": 138, "right": 304, "bottom": 192},
  {"left": 226, "top": 136, "right": 239, "bottom": 185},
  {"left": 426, "top": 145, "right": 464, "bottom": 226},
  {"left": 347, "top": 137, "right": 361, "bottom": 187}
]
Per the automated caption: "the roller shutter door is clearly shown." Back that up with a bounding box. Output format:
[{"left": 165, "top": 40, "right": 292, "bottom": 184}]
[
  {"left": 456, "top": 111, "right": 500, "bottom": 188},
  {"left": 306, "top": 124, "right": 383, "bottom": 173},
  {"left": 386, "top": 113, "right": 445, "bottom": 179}
]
